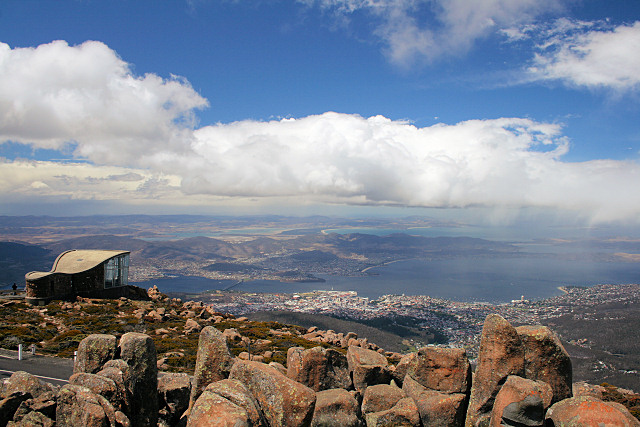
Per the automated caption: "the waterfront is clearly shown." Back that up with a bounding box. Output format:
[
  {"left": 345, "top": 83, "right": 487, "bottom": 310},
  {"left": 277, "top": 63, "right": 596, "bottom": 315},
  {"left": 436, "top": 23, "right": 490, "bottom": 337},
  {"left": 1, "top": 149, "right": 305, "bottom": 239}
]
[{"left": 136, "top": 255, "right": 640, "bottom": 303}]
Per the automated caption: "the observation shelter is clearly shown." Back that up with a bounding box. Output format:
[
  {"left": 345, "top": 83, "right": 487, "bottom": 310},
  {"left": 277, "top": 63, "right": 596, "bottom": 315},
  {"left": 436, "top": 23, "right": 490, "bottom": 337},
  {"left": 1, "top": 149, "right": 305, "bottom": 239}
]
[{"left": 24, "top": 249, "right": 141, "bottom": 305}]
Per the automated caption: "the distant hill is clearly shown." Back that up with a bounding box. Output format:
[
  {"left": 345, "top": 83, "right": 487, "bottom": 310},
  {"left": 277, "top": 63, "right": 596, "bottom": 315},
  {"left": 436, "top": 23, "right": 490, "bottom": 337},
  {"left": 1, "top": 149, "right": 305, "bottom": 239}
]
[
  {"left": 1, "top": 230, "right": 521, "bottom": 286},
  {"left": 39, "top": 232, "right": 518, "bottom": 264},
  {"left": 0, "top": 241, "right": 55, "bottom": 287}
]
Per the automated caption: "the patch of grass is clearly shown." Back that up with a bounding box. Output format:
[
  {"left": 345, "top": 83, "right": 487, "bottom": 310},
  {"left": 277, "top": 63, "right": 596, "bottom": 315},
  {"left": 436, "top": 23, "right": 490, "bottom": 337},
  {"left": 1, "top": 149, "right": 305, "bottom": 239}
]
[
  {"left": 48, "top": 329, "right": 88, "bottom": 357},
  {"left": 0, "top": 297, "right": 355, "bottom": 374}
]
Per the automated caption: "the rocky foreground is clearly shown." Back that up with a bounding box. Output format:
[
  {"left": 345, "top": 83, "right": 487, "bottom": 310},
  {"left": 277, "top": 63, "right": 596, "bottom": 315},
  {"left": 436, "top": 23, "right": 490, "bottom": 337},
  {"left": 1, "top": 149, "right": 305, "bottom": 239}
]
[{"left": 1, "top": 312, "right": 639, "bottom": 426}]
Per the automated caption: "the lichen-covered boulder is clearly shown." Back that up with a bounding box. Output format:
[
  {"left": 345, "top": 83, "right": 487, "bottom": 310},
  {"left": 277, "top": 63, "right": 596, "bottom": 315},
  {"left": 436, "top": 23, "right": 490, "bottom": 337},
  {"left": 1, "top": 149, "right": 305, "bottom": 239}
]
[
  {"left": 403, "top": 375, "right": 467, "bottom": 427},
  {"left": 406, "top": 346, "right": 471, "bottom": 394},
  {"left": 118, "top": 332, "right": 157, "bottom": 427},
  {"left": 1, "top": 371, "right": 56, "bottom": 400},
  {"left": 361, "top": 383, "right": 405, "bottom": 415},
  {"left": 572, "top": 381, "right": 605, "bottom": 399},
  {"left": 465, "top": 314, "right": 524, "bottom": 427},
  {"left": 0, "top": 392, "right": 32, "bottom": 426},
  {"left": 489, "top": 375, "right": 552, "bottom": 427},
  {"left": 7, "top": 409, "right": 54, "bottom": 426},
  {"left": 269, "top": 362, "right": 288, "bottom": 376},
  {"left": 287, "top": 346, "right": 351, "bottom": 392},
  {"left": 347, "top": 345, "right": 388, "bottom": 369},
  {"left": 346, "top": 346, "right": 391, "bottom": 392},
  {"left": 189, "top": 326, "right": 234, "bottom": 408},
  {"left": 187, "top": 389, "right": 252, "bottom": 427},
  {"left": 11, "top": 390, "right": 57, "bottom": 424},
  {"left": 74, "top": 334, "right": 118, "bottom": 375},
  {"left": 516, "top": 325, "right": 572, "bottom": 404},
  {"left": 69, "top": 373, "right": 121, "bottom": 411},
  {"left": 97, "top": 365, "right": 131, "bottom": 416},
  {"left": 202, "top": 379, "right": 266, "bottom": 427},
  {"left": 392, "top": 352, "right": 417, "bottom": 386},
  {"left": 311, "top": 388, "right": 361, "bottom": 427},
  {"left": 158, "top": 373, "right": 191, "bottom": 427},
  {"left": 114, "top": 411, "right": 131, "bottom": 427},
  {"left": 545, "top": 395, "right": 640, "bottom": 426},
  {"left": 229, "top": 360, "right": 316, "bottom": 427},
  {"left": 364, "top": 397, "right": 421, "bottom": 427},
  {"left": 56, "top": 384, "right": 118, "bottom": 427},
  {"left": 183, "top": 318, "right": 202, "bottom": 335}
]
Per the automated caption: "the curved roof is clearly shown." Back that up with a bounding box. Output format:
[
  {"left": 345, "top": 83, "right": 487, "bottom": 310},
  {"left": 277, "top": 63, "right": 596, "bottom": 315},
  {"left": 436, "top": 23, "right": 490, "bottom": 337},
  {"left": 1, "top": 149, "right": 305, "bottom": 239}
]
[{"left": 26, "top": 249, "right": 129, "bottom": 280}]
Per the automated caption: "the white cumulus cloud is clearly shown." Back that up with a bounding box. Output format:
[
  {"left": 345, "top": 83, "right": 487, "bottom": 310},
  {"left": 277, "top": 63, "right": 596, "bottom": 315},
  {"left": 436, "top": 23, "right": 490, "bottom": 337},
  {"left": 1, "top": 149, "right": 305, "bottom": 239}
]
[
  {"left": 528, "top": 20, "right": 640, "bottom": 91},
  {"left": 0, "top": 40, "right": 208, "bottom": 164}
]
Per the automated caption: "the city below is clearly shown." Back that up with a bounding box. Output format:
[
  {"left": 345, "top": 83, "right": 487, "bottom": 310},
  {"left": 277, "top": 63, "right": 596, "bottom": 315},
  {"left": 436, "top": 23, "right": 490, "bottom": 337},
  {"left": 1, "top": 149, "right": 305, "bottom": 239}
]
[{"left": 189, "top": 283, "right": 640, "bottom": 357}]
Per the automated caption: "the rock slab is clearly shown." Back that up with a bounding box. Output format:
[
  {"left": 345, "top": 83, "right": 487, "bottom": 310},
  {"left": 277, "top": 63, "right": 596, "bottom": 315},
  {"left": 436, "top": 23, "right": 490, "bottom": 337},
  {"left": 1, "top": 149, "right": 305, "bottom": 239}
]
[{"left": 229, "top": 360, "right": 316, "bottom": 427}]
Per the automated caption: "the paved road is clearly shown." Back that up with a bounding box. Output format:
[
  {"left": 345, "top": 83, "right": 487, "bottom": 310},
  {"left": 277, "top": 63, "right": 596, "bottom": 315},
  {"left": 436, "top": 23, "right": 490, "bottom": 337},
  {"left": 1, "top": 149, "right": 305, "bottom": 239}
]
[{"left": 0, "top": 349, "right": 74, "bottom": 388}]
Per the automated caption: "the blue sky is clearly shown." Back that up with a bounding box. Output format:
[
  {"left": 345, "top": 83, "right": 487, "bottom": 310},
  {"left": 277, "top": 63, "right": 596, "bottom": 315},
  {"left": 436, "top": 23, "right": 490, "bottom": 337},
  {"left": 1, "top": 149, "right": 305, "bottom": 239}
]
[{"left": 1, "top": 0, "right": 640, "bottom": 225}]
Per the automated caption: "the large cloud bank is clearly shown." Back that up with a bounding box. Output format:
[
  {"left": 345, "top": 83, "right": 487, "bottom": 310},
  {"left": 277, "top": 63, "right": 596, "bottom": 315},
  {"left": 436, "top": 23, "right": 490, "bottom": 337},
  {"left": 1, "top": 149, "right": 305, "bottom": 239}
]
[{"left": 1, "top": 40, "right": 640, "bottom": 222}]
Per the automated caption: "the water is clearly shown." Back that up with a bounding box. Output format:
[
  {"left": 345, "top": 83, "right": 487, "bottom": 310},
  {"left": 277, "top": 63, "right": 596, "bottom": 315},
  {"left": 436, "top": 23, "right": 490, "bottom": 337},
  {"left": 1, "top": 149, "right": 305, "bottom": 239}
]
[{"left": 133, "top": 256, "right": 640, "bottom": 303}]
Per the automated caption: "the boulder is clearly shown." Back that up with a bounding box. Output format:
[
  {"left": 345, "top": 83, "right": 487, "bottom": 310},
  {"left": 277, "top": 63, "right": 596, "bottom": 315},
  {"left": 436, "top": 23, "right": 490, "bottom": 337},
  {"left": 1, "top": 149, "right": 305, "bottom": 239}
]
[
  {"left": 516, "top": 325, "right": 572, "bottom": 404},
  {"left": 190, "top": 326, "right": 234, "bottom": 408},
  {"left": 158, "top": 373, "right": 191, "bottom": 427},
  {"left": 8, "top": 410, "right": 54, "bottom": 426},
  {"left": 572, "top": 381, "right": 605, "bottom": 399},
  {"left": 405, "top": 347, "right": 471, "bottom": 394},
  {"left": 361, "top": 383, "right": 405, "bottom": 415},
  {"left": 147, "top": 285, "right": 166, "bottom": 301},
  {"left": 1, "top": 371, "right": 56, "bottom": 400},
  {"left": 222, "top": 328, "right": 242, "bottom": 341},
  {"left": 115, "top": 410, "right": 131, "bottom": 427},
  {"left": 465, "top": 314, "right": 524, "bottom": 427},
  {"left": 74, "top": 334, "right": 118, "bottom": 375},
  {"left": 399, "top": 347, "right": 471, "bottom": 427},
  {"left": 0, "top": 392, "right": 32, "bottom": 426},
  {"left": 269, "top": 362, "right": 288, "bottom": 376},
  {"left": 11, "top": 390, "right": 57, "bottom": 423},
  {"left": 146, "top": 310, "right": 165, "bottom": 322},
  {"left": 403, "top": 375, "right": 467, "bottom": 427},
  {"left": 347, "top": 345, "right": 388, "bottom": 369},
  {"left": 202, "top": 379, "right": 266, "bottom": 427},
  {"left": 184, "top": 318, "right": 202, "bottom": 335},
  {"left": 392, "top": 353, "right": 417, "bottom": 386},
  {"left": 347, "top": 346, "right": 391, "bottom": 392},
  {"left": 229, "top": 360, "right": 316, "bottom": 427},
  {"left": 311, "top": 388, "right": 361, "bottom": 427},
  {"left": 287, "top": 346, "right": 351, "bottom": 391},
  {"left": 187, "top": 390, "right": 252, "bottom": 427},
  {"left": 118, "top": 332, "right": 158, "bottom": 427},
  {"left": 56, "top": 384, "right": 117, "bottom": 427},
  {"left": 545, "top": 395, "right": 640, "bottom": 426},
  {"left": 364, "top": 397, "right": 421, "bottom": 427},
  {"left": 69, "top": 373, "right": 121, "bottom": 411},
  {"left": 97, "top": 365, "right": 131, "bottom": 415},
  {"left": 489, "top": 375, "right": 553, "bottom": 427}
]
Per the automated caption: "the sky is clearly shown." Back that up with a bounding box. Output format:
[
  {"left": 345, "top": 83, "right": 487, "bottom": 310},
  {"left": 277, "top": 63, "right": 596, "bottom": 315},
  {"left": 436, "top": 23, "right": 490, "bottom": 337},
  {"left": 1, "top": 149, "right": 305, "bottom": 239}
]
[{"left": 1, "top": 0, "right": 640, "bottom": 227}]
